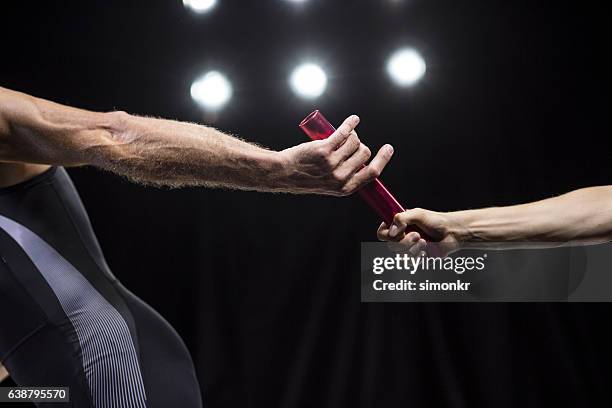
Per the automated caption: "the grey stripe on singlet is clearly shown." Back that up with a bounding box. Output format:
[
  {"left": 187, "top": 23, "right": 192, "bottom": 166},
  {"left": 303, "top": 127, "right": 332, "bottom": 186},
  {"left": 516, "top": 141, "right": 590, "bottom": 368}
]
[{"left": 0, "top": 214, "right": 147, "bottom": 408}]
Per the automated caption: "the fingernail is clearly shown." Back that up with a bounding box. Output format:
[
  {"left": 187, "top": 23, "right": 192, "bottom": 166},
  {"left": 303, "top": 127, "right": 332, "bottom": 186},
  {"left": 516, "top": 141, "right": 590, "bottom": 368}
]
[
  {"left": 386, "top": 145, "right": 394, "bottom": 155},
  {"left": 389, "top": 224, "right": 398, "bottom": 237},
  {"left": 352, "top": 115, "right": 360, "bottom": 123}
]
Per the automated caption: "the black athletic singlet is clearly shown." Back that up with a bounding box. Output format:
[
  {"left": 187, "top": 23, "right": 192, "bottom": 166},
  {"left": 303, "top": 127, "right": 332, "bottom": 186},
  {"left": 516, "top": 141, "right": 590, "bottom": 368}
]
[{"left": 0, "top": 167, "right": 203, "bottom": 408}]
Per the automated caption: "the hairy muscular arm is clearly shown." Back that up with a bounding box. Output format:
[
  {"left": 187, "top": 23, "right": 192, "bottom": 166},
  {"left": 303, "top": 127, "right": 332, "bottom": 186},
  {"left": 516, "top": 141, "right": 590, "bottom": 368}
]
[
  {"left": 378, "top": 186, "right": 612, "bottom": 255},
  {"left": 0, "top": 87, "right": 393, "bottom": 195}
]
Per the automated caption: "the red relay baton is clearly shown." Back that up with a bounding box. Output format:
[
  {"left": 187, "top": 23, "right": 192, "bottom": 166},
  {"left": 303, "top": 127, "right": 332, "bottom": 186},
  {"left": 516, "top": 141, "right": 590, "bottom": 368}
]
[{"left": 299, "top": 110, "right": 437, "bottom": 246}]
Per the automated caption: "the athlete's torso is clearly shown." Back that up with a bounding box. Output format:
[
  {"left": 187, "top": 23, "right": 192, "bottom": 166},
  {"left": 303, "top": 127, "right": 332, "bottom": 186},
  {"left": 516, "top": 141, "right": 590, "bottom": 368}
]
[{"left": 0, "top": 167, "right": 203, "bottom": 408}]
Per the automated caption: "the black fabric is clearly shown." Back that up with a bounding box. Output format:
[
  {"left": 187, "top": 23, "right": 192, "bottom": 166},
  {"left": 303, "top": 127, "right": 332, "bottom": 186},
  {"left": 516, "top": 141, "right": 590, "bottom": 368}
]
[
  {"left": 4, "top": 323, "right": 94, "bottom": 408},
  {"left": 117, "top": 281, "right": 203, "bottom": 408},
  {"left": 0, "top": 167, "right": 203, "bottom": 408}
]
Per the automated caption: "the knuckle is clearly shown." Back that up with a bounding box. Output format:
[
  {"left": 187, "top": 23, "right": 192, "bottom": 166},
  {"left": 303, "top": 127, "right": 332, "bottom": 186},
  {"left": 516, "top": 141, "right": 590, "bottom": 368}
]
[
  {"left": 340, "top": 184, "right": 355, "bottom": 196},
  {"left": 362, "top": 145, "right": 372, "bottom": 160},
  {"left": 338, "top": 126, "right": 351, "bottom": 138},
  {"left": 316, "top": 144, "right": 330, "bottom": 158},
  {"left": 393, "top": 212, "right": 405, "bottom": 225},
  {"left": 412, "top": 207, "right": 426, "bottom": 219},
  {"left": 406, "top": 232, "right": 420, "bottom": 242},
  {"left": 368, "top": 166, "right": 381, "bottom": 178},
  {"left": 347, "top": 134, "right": 359, "bottom": 150},
  {"left": 332, "top": 169, "right": 345, "bottom": 182}
]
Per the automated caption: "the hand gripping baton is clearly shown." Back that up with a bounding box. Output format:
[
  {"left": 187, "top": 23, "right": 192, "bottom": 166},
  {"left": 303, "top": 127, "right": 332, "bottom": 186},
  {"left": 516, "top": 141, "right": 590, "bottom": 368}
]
[{"left": 299, "top": 110, "right": 438, "bottom": 248}]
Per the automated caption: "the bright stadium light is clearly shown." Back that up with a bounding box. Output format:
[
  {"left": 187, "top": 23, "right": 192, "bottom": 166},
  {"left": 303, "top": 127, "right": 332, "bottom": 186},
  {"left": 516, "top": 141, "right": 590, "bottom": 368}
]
[
  {"left": 190, "top": 71, "right": 232, "bottom": 111},
  {"left": 183, "top": 0, "right": 217, "bottom": 14},
  {"left": 290, "top": 63, "right": 327, "bottom": 99},
  {"left": 387, "top": 48, "right": 426, "bottom": 87}
]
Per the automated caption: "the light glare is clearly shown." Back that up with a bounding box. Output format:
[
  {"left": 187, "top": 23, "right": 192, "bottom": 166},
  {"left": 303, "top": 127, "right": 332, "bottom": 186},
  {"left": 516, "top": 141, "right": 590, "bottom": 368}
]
[
  {"left": 387, "top": 48, "right": 426, "bottom": 86},
  {"left": 190, "top": 71, "right": 232, "bottom": 111},
  {"left": 183, "top": 0, "right": 217, "bottom": 13},
  {"left": 290, "top": 63, "right": 328, "bottom": 99}
]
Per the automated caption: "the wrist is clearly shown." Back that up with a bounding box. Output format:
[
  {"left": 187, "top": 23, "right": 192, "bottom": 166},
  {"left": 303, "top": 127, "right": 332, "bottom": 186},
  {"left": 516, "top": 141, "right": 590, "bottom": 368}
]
[
  {"left": 446, "top": 210, "right": 478, "bottom": 243},
  {"left": 261, "top": 150, "right": 295, "bottom": 192},
  {"left": 268, "top": 148, "right": 319, "bottom": 194}
]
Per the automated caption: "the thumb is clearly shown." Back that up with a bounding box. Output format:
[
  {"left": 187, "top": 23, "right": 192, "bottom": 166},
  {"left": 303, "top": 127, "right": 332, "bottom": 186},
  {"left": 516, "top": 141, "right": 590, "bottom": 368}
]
[{"left": 388, "top": 208, "right": 427, "bottom": 238}]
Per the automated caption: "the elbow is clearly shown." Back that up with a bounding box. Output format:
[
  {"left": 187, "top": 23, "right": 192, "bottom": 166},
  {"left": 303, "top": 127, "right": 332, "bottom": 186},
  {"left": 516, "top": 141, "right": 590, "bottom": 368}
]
[
  {"left": 105, "top": 110, "right": 132, "bottom": 139},
  {"left": 68, "top": 110, "right": 133, "bottom": 167},
  {"left": 87, "top": 110, "right": 142, "bottom": 169},
  {"left": 105, "top": 110, "right": 144, "bottom": 148},
  {"left": 101, "top": 110, "right": 139, "bottom": 149}
]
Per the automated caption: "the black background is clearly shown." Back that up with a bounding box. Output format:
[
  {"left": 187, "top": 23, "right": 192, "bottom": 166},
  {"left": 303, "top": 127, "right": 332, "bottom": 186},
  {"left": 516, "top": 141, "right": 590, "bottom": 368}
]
[{"left": 2, "top": 1, "right": 612, "bottom": 407}]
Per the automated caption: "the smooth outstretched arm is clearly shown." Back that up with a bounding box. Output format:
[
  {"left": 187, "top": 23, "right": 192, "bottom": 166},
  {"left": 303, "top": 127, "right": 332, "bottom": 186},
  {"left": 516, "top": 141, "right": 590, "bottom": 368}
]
[
  {"left": 378, "top": 186, "right": 612, "bottom": 254},
  {"left": 0, "top": 87, "right": 393, "bottom": 195}
]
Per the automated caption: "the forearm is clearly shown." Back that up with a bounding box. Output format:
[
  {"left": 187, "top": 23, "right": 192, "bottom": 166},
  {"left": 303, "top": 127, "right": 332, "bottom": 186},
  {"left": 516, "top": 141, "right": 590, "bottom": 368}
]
[
  {"left": 0, "top": 88, "right": 288, "bottom": 190},
  {"left": 1, "top": 87, "right": 394, "bottom": 194},
  {"left": 90, "top": 112, "right": 289, "bottom": 190},
  {"left": 449, "top": 186, "right": 612, "bottom": 244}
]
